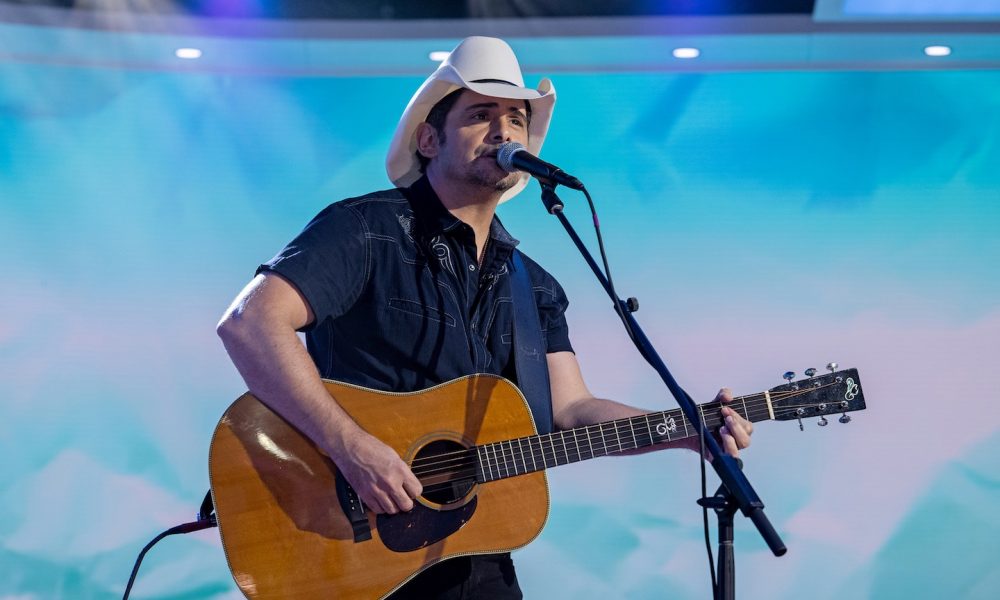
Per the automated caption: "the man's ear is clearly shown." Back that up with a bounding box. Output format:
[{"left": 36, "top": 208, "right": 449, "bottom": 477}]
[{"left": 415, "top": 122, "right": 440, "bottom": 160}]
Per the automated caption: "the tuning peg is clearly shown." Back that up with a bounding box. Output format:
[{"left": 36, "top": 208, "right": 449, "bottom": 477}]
[
  {"left": 805, "top": 368, "right": 817, "bottom": 378},
  {"left": 826, "top": 362, "right": 838, "bottom": 373},
  {"left": 783, "top": 371, "right": 795, "bottom": 383},
  {"left": 818, "top": 416, "right": 828, "bottom": 426},
  {"left": 839, "top": 413, "right": 852, "bottom": 424}
]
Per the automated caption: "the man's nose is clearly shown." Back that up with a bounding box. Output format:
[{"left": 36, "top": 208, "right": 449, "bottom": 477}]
[{"left": 489, "top": 119, "right": 512, "bottom": 142}]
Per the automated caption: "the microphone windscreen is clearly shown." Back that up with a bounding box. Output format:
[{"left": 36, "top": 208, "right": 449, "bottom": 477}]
[{"left": 496, "top": 141, "right": 526, "bottom": 173}]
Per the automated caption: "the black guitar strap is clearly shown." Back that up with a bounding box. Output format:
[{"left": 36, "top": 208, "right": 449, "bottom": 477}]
[{"left": 509, "top": 250, "right": 554, "bottom": 435}]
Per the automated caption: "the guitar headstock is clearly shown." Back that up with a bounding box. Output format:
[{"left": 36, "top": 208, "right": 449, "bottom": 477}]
[{"left": 768, "top": 366, "right": 866, "bottom": 428}]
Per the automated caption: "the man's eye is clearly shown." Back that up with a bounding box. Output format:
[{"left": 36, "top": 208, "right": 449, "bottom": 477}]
[{"left": 510, "top": 118, "right": 524, "bottom": 127}]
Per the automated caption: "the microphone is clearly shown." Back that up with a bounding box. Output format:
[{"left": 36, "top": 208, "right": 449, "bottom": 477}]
[{"left": 496, "top": 142, "right": 584, "bottom": 191}]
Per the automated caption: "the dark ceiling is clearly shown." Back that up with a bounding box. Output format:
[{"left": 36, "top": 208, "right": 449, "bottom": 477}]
[{"left": 0, "top": 0, "right": 816, "bottom": 20}]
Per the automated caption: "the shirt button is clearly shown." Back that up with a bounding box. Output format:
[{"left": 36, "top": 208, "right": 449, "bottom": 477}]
[{"left": 469, "top": 264, "right": 476, "bottom": 271}]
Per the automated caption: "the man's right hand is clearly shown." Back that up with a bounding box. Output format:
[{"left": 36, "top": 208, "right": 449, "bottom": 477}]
[{"left": 332, "top": 429, "right": 423, "bottom": 515}]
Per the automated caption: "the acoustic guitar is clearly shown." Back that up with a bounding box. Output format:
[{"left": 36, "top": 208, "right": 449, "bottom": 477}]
[{"left": 209, "top": 367, "right": 866, "bottom": 599}]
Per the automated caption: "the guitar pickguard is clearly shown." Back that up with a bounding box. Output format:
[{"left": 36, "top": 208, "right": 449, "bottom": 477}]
[{"left": 376, "top": 497, "right": 478, "bottom": 553}]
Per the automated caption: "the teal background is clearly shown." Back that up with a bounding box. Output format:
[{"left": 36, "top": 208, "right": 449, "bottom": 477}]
[{"left": 1, "top": 26, "right": 999, "bottom": 599}]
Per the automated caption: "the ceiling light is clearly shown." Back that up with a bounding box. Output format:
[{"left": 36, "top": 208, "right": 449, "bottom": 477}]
[
  {"left": 924, "top": 45, "right": 951, "bottom": 57},
  {"left": 176, "top": 48, "right": 203, "bottom": 59},
  {"left": 672, "top": 48, "right": 700, "bottom": 59},
  {"left": 429, "top": 51, "right": 450, "bottom": 62}
]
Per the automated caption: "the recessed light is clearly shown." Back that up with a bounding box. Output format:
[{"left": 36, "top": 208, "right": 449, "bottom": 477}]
[
  {"left": 672, "top": 47, "right": 700, "bottom": 59},
  {"left": 924, "top": 45, "right": 951, "bottom": 57},
  {"left": 176, "top": 48, "right": 203, "bottom": 59},
  {"left": 429, "top": 51, "right": 450, "bottom": 62}
]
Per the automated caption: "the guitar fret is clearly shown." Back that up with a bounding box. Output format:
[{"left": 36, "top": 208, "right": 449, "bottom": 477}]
[
  {"left": 571, "top": 427, "right": 581, "bottom": 463},
  {"left": 507, "top": 440, "right": 521, "bottom": 475},
  {"left": 627, "top": 418, "right": 637, "bottom": 449},
  {"left": 496, "top": 443, "right": 504, "bottom": 479},
  {"left": 489, "top": 443, "right": 499, "bottom": 480},
  {"left": 614, "top": 420, "right": 623, "bottom": 453},
  {"left": 498, "top": 441, "right": 508, "bottom": 478},
  {"left": 504, "top": 441, "right": 514, "bottom": 477},
  {"left": 523, "top": 438, "right": 532, "bottom": 473},
  {"left": 476, "top": 445, "right": 487, "bottom": 482},
  {"left": 485, "top": 444, "right": 496, "bottom": 481},
  {"left": 516, "top": 438, "right": 526, "bottom": 475},
  {"left": 648, "top": 415, "right": 659, "bottom": 446}
]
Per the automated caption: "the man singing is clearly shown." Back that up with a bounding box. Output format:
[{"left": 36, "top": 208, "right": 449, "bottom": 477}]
[{"left": 217, "top": 36, "right": 753, "bottom": 599}]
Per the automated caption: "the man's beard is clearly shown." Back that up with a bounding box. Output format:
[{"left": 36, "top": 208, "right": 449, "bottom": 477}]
[{"left": 461, "top": 156, "right": 520, "bottom": 192}]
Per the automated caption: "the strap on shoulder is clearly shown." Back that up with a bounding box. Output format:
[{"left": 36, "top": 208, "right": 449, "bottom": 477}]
[{"left": 509, "top": 250, "right": 554, "bottom": 435}]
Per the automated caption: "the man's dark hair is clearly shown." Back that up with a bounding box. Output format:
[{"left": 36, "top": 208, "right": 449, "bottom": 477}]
[
  {"left": 415, "top": 87, "right": 532, "bottom": 173},
  {"left": 416, "top": 88, "right": 465, "bottom": 173}
]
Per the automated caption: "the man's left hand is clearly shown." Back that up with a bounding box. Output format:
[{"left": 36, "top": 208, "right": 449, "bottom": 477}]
[{"left": 716, "top": 388, "right": 753, "bottom": 457}]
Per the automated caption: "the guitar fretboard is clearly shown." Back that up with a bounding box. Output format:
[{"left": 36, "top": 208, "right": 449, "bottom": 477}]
[{"left": 474, "top": 393, "right": 771, "bottom": 483}]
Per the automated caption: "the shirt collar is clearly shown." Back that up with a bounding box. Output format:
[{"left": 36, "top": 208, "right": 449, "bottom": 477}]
[{"left": 404, "top": 176, "right": 520, "bottom": 251}]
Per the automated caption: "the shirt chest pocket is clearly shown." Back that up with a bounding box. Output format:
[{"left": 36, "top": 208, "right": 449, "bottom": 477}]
[{"left": 387, "top": 297, "right": 457, "bottom": 327}]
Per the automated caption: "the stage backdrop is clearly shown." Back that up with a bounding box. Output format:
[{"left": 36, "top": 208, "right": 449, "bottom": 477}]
[{"left": 1, "top": 29, "right": 998, "bottom": 600}]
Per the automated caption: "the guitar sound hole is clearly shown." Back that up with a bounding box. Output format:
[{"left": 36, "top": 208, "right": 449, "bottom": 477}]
[{"left": 413, "top": 439, "right": 475, "bottom": 506}]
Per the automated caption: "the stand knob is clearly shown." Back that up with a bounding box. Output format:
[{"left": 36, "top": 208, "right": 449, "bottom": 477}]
[{"left": 625, "top": 297, "right": 639, "bottom": 313}]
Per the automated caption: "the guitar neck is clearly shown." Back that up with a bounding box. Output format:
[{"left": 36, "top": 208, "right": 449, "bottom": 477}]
[{"left": 475, "top": 393, "right": 773, "bottom": 483}]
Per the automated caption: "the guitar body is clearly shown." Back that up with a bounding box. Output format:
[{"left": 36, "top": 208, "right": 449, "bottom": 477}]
[{"left": 209, "top": 374, "right": 549, "bottom": 599}]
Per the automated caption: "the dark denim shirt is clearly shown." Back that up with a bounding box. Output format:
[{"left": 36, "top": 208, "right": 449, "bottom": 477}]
[{"left": 258, "top": 176, "right": 573, "bottom": 393}]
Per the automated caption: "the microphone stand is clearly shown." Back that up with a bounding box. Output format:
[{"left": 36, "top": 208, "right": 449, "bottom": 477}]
[{"left": 537, "top": 181, "right": 786, "bottom": 600}]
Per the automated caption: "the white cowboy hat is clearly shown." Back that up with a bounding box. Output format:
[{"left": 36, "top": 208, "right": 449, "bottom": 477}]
[{"left": 385, "top": 36, "right": 556, "bottom": 204}]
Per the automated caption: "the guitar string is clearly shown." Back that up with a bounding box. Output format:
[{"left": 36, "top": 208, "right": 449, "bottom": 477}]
[
  {"left": 408, "top": 384, "right": 847, "bottom": 477},
  {"left": 416, "top": 400, "right": 843, "bottom": 493},
  {"left": 408, "top": 383, "right": 841, "bottom": 471},
  {"left": 410, "top": 401, "right": 845, "bottom": 483},
  {"left": 402, "top": 383, "right": 839, "bottom": 472},
  {"left": 410, "top": 397, "right": 849, "bottom": 480},
  {"left": 417, "top": 406, "right": 772, "bottom": 491},
  {"left": 412, "top": 405, "right": 820, "bottom": 481}
]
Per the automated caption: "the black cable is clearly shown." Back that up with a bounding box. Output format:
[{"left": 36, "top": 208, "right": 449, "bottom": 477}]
[
  {"left": 122, "top": 516, "right": 217, "bottom": 600},
  {"left": 578, "top": 183, "right": 718, "bottom": 596},
  {"left": 580, "top": 186, "right": 637, "bottom": 345},
  {"left": 701, "top": 420, "right": 718, "bottom": 596}
]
